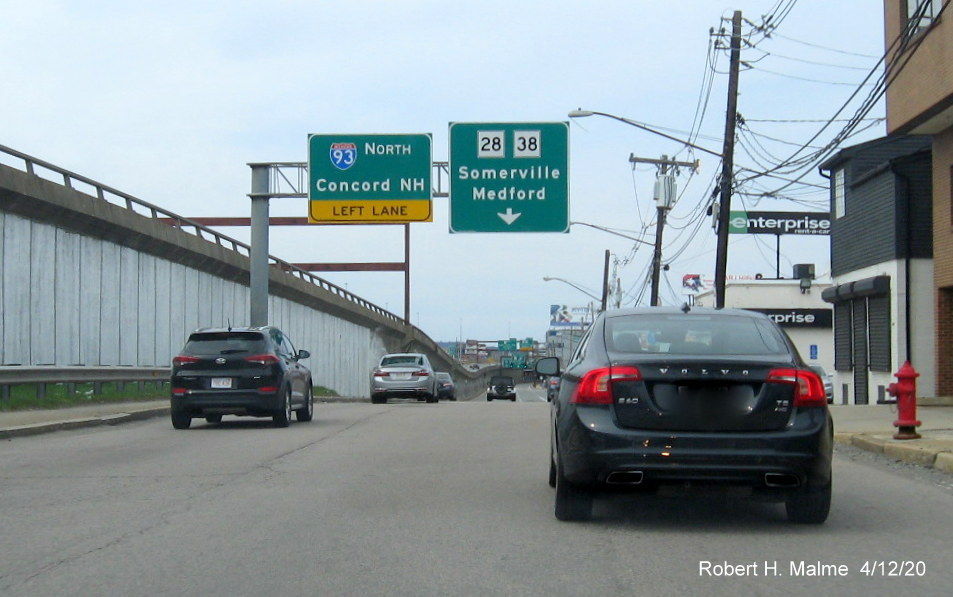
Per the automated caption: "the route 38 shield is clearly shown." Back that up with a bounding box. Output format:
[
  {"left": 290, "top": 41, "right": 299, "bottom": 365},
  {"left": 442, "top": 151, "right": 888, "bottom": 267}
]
[{"left": 330, "top": 142, "right": 357, "bottom": 170}]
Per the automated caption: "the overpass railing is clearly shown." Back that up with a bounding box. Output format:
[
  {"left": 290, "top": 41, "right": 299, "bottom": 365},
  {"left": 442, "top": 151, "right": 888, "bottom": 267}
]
[{"left": 0, "top": 143, "right": 402, "bottom": 325}]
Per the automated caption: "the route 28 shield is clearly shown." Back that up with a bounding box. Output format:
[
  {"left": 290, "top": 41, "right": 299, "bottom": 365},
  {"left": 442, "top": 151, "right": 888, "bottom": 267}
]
[{"left": 329, "top": 142, "right": 357, "bottom": 171}]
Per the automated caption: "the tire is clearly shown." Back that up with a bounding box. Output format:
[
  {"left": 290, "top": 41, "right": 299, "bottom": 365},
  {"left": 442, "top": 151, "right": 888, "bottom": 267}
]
[
  {"left": 205, "top": 414, "right": 223, "bottom": 424},
  {"left": 548, "top": 457, "right": 557, "bottom": 488},
  {"left": 426, "top": 393, "right": 437, "bottom": 403},
  {"left": 171, "top": 409, "right": 192, "bottom": 430},
  {"left": 273, "top": 388, "right": 292, "bottom": 428},
  {"left": 296, "top": 385, "right": 314, "bottom": 422},
  {"left": 487, "top": 396, "right": 493, "bottom": 402},
  {"left": 511, "top": 396, "right": 516, "bottom": 402},
  {"left": 554, "top": 456, "right": 592, "bottom": 522},
  {"left": 785, "top": 479, "right": 832, "bottom": 524},
  {"left": 371, "top": 395, "right": 385, "bottom": 404}
]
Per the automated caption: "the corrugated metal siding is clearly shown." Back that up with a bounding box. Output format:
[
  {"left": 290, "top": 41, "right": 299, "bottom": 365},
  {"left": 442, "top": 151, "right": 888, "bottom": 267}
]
[
  {"left": 0, "top": 211, "right": 382, "bottom": 397},
  {"left": 832, "top": 170, "right": 897, "bottom": 275}
]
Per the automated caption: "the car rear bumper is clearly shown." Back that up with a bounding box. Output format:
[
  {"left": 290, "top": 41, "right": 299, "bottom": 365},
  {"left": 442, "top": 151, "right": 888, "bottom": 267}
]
[
  {"left": 171, "top": 390, "right": 283, "bottom": 417},
  {"left": 558, "top": 405, "right": 833, "bottom": 490}
]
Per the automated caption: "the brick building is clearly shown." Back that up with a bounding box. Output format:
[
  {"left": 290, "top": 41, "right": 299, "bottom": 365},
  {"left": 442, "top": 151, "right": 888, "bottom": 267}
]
[{"left": 884, "top": 0, "right": 953, "bottom": 396}]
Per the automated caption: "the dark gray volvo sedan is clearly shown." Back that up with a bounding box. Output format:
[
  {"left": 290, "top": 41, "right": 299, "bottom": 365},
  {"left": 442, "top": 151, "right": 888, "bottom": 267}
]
[{"left": 537, "top": 307, "right": 832, "bottom": 524}]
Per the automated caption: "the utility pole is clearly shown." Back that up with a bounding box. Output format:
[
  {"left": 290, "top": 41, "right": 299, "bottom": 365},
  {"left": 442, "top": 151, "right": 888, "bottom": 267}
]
[
  {"left": 629, "top": 154, "right": 699, "bottom": 306},
  {"left": 714, "top": 9, "right": 742, "bottom": 309}
]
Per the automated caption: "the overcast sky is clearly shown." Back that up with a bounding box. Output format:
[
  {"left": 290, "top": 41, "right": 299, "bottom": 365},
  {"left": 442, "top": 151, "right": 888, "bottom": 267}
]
[{"left": 1, "top": 1, "right": 886, "bottom": 342}]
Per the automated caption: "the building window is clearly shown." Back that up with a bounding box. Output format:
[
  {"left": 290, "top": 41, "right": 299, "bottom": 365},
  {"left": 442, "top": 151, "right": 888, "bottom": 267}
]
[
  {"left": 907, "top": 0, "right": 944, "bottom": 35},
  {"left": 833, "top": 168, "right": 845, "bottom": 219}
]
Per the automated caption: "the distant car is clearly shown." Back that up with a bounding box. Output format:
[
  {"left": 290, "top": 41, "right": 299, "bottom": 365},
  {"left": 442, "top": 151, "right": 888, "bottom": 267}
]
[
  {"left": 538, "top": 307, "right": 833, "bottom": 524},
  {"left": 371, "top": 353, "right": 438, "bottom": 404},
  {"left": 546, "top": 376, "right": 561, "bottom": 402},
  {"left": 436, "top": 372, "right": 456, "bottom": 401},
  {"left": 811, "top": 366, "right": 835, "bottom": 404},
  {"left": 170, "top": 326, "right": 313, "bottom": 429},
  {"left": 487, "top": 375, "right": 516, "bottom": 401}
]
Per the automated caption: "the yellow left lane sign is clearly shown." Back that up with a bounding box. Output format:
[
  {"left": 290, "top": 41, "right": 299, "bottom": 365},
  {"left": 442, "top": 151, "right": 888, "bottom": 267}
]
[{"left": 308, "top": 200, "right": 433, "bottom": 224}]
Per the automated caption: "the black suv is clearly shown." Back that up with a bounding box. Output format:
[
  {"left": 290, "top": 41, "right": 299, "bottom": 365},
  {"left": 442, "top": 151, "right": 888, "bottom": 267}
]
[
  {"left": 170, "top": 327, "right": 313, "bottom": 429},
  {"left": 487, "top": 376, "right": 516, "bottom": 401}
]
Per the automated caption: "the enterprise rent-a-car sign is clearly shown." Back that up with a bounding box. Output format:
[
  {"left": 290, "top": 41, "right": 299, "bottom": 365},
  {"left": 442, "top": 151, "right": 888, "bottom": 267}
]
[{"left": 729, "top": 211, "right": 831, "bottom": 235}]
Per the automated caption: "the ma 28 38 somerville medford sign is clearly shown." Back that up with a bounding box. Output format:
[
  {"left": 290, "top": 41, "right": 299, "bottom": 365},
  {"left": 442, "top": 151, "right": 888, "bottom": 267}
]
[
  {"left": 308, "top": 133, "right": 433, "bottom": 223},
  {"left": 729, "top": 211, "right": 831, "bottom": 235},
  {"left": 449, "top": 122, "right": 569, "bottom": 233}
]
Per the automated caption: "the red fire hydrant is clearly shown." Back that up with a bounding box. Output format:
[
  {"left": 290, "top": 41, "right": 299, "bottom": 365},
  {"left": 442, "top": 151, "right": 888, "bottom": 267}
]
[{"left": 887, "top": 361, "right": 921, "bottom": 440}]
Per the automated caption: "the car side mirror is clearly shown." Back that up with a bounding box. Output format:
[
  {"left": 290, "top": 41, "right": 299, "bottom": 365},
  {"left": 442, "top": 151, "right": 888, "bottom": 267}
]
[
  {"left": 297, "top": 349, "right": 311, "bottom": 360},
  {"left": 535, "top": 357, "right": 560, "bottom": 377}
]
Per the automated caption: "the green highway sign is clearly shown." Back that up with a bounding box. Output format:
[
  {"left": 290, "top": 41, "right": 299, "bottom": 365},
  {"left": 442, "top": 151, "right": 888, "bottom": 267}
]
[
  {"left": 308, "top": 133, "right": 433, "bottom": 224},
  {"left": 449, "top": 122, "right": 569, "bottom": 233}
]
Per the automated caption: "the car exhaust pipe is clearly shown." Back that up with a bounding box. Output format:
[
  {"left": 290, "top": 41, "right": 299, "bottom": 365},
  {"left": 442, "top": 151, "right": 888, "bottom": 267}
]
[
  {"left": 606, "top": 471, "right": 644, "bottom": 485},
  {"left": 764, "top": 473, "right": 800, "bottom": 488}
]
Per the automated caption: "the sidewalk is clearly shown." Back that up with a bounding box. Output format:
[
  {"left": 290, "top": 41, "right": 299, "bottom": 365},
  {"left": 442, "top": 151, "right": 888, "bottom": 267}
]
[{"left": 2, "top": 399, "right": 953, "bottom": 475}]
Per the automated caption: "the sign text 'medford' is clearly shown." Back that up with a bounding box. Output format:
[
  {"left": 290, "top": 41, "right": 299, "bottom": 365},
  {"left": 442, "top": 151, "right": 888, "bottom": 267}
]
[{"left": 458, "top": 165, "right": 560, "bottom": 201}]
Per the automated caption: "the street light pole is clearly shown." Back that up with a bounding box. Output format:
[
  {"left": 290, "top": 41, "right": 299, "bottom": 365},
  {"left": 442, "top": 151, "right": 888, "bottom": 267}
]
[{"left": 568, "top": 108, "right": 724, "bottom": 307}]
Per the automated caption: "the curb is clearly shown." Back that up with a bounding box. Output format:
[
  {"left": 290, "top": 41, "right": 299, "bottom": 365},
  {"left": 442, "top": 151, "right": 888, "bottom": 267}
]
[
  {"left": 0, "top": 407, "right": 170, "bottom": 440},
  {"left": 835, "top": 432, "right": 953, "bottom": 474}
]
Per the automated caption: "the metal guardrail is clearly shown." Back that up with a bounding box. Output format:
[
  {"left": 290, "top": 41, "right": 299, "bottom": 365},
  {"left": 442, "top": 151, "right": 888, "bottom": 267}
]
[
  {"left": 0, "top": 366, "right": 171, "bottom": 402},
  {"left": 0, "top": 143, "right": 403, "bottom": 325},
  {"left": 0, "top": 366, "right": 170, "bottom": 385}
]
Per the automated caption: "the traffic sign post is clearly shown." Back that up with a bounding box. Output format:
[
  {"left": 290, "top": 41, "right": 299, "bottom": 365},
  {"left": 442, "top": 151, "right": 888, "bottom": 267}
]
[
  {"left": 449, "top": 122, "right": 569, "bottom": 233},
  {"left": 308, "top": 133, "right": 433, "bottom": 223}
]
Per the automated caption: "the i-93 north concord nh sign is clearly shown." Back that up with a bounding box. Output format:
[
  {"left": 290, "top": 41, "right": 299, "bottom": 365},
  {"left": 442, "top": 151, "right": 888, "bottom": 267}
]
[
  {"left": 449, "top": 122, "right": 569, "bottom": 233},
  {"left": 308, "top": 133, "right": 433, "bottom": 224}
]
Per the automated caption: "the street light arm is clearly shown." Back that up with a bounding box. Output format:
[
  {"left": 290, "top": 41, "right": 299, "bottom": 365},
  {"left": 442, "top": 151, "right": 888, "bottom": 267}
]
[
  {"left": 542, "top": 276, "right": 601, "bottom": 301},
  {"left": 570, "top": 221, "right": 654, "bottom": 246},
  {"left": 569, "top": 109, "right": 723, "bottom": 159}
]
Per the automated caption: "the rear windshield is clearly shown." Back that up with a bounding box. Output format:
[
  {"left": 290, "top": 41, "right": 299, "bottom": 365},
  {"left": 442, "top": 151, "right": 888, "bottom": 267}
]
[
  {"left": 605, "top": 314, "right": 788, "bottom": 356},
  {"left": 183, "top": 332, "right": 267, "bottom": 356},
  {"left": 381, "top": 355, "right": 423, "bottom": 367},
  {"left": 491, "top": 376, "right": 514, "bottom": 385}
]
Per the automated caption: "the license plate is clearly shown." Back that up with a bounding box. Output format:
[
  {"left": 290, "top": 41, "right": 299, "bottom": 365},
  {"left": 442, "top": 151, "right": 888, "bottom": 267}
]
[
  {"left": 393, "top": 373, "right": 411, "bottom": 380},
  {"left": 211, "top": 378, "right": 233, "bottom": 389}
]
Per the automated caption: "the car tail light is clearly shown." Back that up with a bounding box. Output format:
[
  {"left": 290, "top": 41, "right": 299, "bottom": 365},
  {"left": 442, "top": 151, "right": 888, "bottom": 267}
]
[
  {"left": 571, "top": 366, "right": 642, "bottom": 405},
  {"left": 245, "top": 354, "right": 280, "bottom": 365},
  {"left": 171, "top": 387, "right": 189, "bottom": 396},
  {"left": 766, "top": 368, "right": 827, "bottom": 407},
  {"left": 412, "top": 370, "right": 430, "bottom": 377},
  {"left": 172, "top": 355, "right": 200, "bottom": 366},
  {"left": 257, "top": 386, "right": 279, "bottom": 393},
  {"left": 373, "top": 370, "right": 389, "bottom": 377}
]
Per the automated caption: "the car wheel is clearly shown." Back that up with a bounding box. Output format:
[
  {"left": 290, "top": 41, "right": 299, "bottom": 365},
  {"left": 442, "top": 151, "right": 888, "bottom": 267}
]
[
  {"left": 511, "top": 396, "right": 516, "bottom": 402},
  {"left": 296, "top": 385, "right": 314, "bottom": 422},
  {"left": 785, "top": 479, "right": 832, "bottom": 524},
  {"left": 171, "top": 409, "right": 192, "bottom": 430},
  {"left": 426, "top": 393, "right": 437, "bottom": 403},
  {"left": 487, "top": 396, "right": 493, "bottom": 401},
  {"left": 548, "top": 456, "right": 557, "bottom": 488},
  {"left": 371, "top": 395, "right": 385, "bottom": 404},
  {"left": 273, "top": 388, "right": 292, "bottom": 428},
  {"left": 554, "top": 456, "right": 592, "bottom": 522},
  {"left": 205, "top": 414, "right": 223, "bottom": 424}
]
